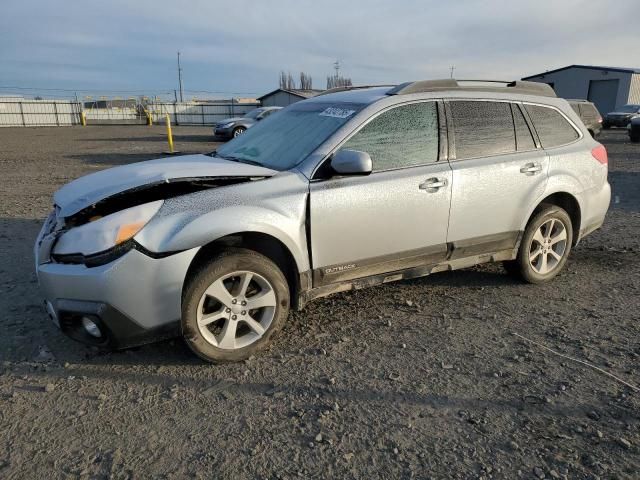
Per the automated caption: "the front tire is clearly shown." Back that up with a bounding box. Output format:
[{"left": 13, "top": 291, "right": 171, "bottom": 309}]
[
  {"left": 182, "top": 248, "right": 290, "bottom": 362},
  {"left": 505, "top": 205, "right": 573, "bottom": 284},
  {"left": 232, "top": 126, "right": 246, "bottom": 138}
]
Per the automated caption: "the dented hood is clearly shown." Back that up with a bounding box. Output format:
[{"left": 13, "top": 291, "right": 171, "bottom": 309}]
[{"left": 54, "top": 154, "right": 277, "bottom": 217}]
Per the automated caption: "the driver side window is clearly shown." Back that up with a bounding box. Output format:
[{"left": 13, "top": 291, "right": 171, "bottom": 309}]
[{"left": 339, "top": 102, "right": 439, "bottom": 171}]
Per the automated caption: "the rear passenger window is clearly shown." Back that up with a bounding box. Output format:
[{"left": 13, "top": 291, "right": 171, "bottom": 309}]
[
  {"left": 512, "top": 104, "right": 536, "bottom": 151},
  {"left": 450, "top": 101, "right": 515, "bottom": 159},
  {"left": 524, "top": 104, "right": 579, "bottom": 148},
  {"left": 579, "top": 104, "right": 597, "bottom": 120},
  {"left": 340, "top": 101, "right": 439, "bottom": 171}
]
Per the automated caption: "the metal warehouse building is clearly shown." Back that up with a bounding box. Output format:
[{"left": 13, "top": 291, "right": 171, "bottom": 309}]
[
  {"left": 522, "top": 65, "right": 640, "bottom": 115},
  {"left": 258, "top": 88, "right": 324, "bottom": 107}
]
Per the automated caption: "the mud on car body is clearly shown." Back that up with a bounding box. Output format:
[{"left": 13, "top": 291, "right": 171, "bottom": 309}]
[{"left": 36, "top": 79, "right": 611, "bottom": 362}]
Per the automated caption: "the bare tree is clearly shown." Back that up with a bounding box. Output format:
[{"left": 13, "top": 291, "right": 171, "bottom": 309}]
[
  {"left": 299, "top": 72, "right": 313, "bottom": 90},
  {"left": 326, "top": 75, "right": 352, "bottom": 89},
  {"left": 279, "top": 71, "right": 296, "bottom": 90}
]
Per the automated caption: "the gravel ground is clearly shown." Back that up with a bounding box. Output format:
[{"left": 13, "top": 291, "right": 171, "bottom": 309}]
[{"left": 0, "top": 125, "right": 639, "bottom": 479}]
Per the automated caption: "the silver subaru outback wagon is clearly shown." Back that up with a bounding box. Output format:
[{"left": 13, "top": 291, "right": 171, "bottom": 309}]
[{"left": 35, "top": 79, "right": 611, "bottom": 362}]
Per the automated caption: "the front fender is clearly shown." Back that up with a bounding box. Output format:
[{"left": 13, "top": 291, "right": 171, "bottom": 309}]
[{"left": 134, "top": 172, "right": 311, "bottom": 273}]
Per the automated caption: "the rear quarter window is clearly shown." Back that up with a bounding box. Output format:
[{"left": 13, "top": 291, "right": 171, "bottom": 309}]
[{"left": 524, "top": 104, "right": 579, "bottom": 148}]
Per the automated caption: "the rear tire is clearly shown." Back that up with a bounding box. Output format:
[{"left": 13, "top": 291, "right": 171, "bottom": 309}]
[
  {"left": 182, "top": 248, "right": 290, "bottom": 363},
  {"left": 630, "top": 133, "right": 640, "bottom": 143},
  {"left": 504, "top": 205, "right": 573, "bottom": 284}
]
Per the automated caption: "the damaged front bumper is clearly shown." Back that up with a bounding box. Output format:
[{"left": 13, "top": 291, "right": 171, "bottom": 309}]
[{"left": 35, "top": 215, "right": 199, "bottom": 348}]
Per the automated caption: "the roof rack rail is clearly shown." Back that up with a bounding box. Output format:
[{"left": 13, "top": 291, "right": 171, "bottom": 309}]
[
  {"left": 387, "top": 79, "right": 557, "bottom": 98},
  {"left": 315, "top": 85, "right": 394, "bottom": 97}
]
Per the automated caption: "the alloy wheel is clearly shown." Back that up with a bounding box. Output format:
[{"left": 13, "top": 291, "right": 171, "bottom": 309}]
[
  {"left": 196, "top": 271, "right": 277, "bottom": 350},
  {"left": 528, "top": 218, "right": 568, "bottom": 275}
]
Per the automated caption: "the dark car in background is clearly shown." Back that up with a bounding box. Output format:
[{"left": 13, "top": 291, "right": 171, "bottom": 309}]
[
  {"left": 568, "top": 99, "right": 602, "bottom": 138},
  {"left": 213, "top": 107, "right": 282, "bottom": 139},
  {"left": 629, "top": 116, "right": 640, "bottom": 143},
  {"left": 603, "top": 104, "right": 640, "bottom": 129}
]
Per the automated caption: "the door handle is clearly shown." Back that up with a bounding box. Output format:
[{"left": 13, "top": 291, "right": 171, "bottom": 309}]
[
  {"left": 419, "top": 177, "right": 447, "bottom": 191},
  {"left": 520, "top": 162, "right": 542, "bottom": 175}
]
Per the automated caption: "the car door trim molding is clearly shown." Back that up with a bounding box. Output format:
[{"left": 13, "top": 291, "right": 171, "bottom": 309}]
[
  {"left": 313, "top": 243, "right": 448, "bottom": 286},
  {"left": 311, "top": 230, "right": 521, "bottom": 288},
  {"left": 301, "top": 230, "right": 523, "bottom": 307}
]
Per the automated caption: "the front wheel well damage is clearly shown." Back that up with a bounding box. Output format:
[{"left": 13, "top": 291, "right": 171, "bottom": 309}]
[
  {"left": 183, "top": 232, "right": 301, "bottom": 308},
  {"left": 531, "top": 192, "right": 581, "bottom": 245}
]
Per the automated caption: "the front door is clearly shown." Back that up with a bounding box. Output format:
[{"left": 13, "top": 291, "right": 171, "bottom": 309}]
[{"left": 309, "top": 101, "right": 452, "bottom": 286}]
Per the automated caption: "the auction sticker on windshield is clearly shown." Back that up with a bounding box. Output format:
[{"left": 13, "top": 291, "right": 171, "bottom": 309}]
[{"left": 319, "top": 107, "right": 356, "bottom": 119}]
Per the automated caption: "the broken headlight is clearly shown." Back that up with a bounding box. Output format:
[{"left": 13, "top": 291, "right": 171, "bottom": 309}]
[{"left": 53, "top": 200, "right": 163, "bottom": 259}]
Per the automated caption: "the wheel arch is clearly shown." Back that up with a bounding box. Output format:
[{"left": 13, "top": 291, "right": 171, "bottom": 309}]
[
  {"left": 524, "top": 192, "right": 582, "bottom": 245},
  {"left": 183, "top": 231, "right": 304, "bottom": 308}
]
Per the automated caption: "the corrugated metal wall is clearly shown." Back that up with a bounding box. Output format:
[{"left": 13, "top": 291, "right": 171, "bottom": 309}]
[
  {"left": 0, "top": 100, "right": 260, "bottom": 127},
  {"left": 525, "top": 68, "right": 633, "bottom": 111},
  {"left": 628, "top": 74, "right": 640, "bottom": 104},
  {"left": 0, "top": 100, "right": 81, "bottom": 127},
  {"left": 146, "top": 101, "right": 259, "bottom": 125}
]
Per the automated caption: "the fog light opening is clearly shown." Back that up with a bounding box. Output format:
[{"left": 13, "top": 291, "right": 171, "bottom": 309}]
[{"left": 81, "top": 316, "right": 102, "bottom": 338}]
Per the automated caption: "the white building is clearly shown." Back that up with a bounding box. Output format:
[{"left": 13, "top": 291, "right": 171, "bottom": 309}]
[{"left": 522, "top": 65, "right": 640, "bottom": 115}]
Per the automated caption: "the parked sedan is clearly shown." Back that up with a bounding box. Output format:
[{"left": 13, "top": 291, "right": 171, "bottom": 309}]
[
  {"left": 603, "top": 104, "right": 640, "bottom": 129},
  {"left": 213, "top": 107, "right": 282, "bottom": 139}
]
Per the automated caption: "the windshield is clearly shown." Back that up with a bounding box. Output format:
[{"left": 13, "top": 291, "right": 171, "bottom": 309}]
[
  {"left": 244, "top": 108, "right": 262, "bottom": 119},
  {"left": 215, "top": 102, "right": 364, "bottom": 171},
  {"left": 618, "top": 104, "right": 640, "bottom": 113}
]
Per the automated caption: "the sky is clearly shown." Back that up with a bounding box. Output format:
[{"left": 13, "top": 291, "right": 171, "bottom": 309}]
[{"left": 0, "top": 0, "right": 638, "bottom": 100}]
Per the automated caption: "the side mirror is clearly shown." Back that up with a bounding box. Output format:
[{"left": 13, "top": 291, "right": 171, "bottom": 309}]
[{"left": 330, "top": 149, "right": 372, "bottom": 176}]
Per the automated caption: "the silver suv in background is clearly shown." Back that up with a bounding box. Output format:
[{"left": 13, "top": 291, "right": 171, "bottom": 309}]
[
  {"left": 568, "top": 99, "right": 602, "bottom": 137},
  {"left": 213, "top": 106, "right": 282, "bottom": 139},
  {"left": 35, "top": 79, "right": 610, "bottom": 362}
]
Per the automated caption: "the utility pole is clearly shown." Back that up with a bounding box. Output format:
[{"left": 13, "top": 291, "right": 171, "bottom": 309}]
[
  {"left": 177, "top": 51, "right": 184, "bottom": 102},
  {"left": 450, "top": 65, "right": 455, "bottom": 79},
  {"left": 334, "top": 60, "right": 340, "bottom": 81}
]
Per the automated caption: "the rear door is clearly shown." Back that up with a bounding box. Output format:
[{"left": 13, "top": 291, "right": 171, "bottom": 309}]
[
  {"left": 445, "top": 100, "right": 548, "bottom": 256},
  {"left": 309, "top": 101, "right": 452, "bottom": 286}
]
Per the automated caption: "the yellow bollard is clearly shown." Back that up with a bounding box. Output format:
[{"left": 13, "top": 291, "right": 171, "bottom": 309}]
[
  {"left": 164, "top": 114, "right": 178, "bottom": 154},
  {"left": 146, "top": 110, "right": 153, "bottom": 126},
  {"left": 80, "top": 110, "right": 87, "bottom": 127}
]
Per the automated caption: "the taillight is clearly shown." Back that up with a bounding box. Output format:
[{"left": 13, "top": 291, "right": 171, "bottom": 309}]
[{"left": 591, "top": 144, "right": 608, "bottom": 165}]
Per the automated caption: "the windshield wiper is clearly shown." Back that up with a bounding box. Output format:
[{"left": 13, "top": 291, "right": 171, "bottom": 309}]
[{"left": 218, "top": 154, "right": 264, "bottom": 167}]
